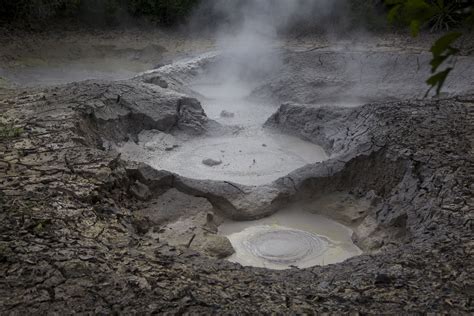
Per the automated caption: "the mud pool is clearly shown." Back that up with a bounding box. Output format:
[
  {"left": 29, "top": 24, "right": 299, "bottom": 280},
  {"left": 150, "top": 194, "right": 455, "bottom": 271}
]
[
  {"left": 219, "top": 208, "right": 362, "bottom": 269},
  {"left": 150, "top": 129, "right": 327, "bottom": 186},
  {"left": 118, "top": 82, "right": 328, "bottom": 186},
  {"left": 115, "top": 79, "right": 362, "bottom": 269}
]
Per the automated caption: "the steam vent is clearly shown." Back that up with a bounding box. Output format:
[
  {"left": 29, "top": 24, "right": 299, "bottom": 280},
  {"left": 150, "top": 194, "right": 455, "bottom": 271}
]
[{"left": 1, "top": 0, "right": 473, "bottom": 314}]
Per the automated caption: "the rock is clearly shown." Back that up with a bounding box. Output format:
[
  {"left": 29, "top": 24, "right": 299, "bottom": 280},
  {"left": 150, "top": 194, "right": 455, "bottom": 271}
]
[
  {"left": 132, "top": 216, "right": 151, "bottom": 235},
  {"left": 220, "top": 110, "right": 235, "bottom": 118},
  {"left": 58, "top": 260, "right": 92, "bottom": 278},
  {"left": 130, "top": 180, "right": 151, "bottom": 201},
  {"left": 126, "top": 163, "right": 174, "bottom": 194},
  {"left": 176, "top": 97, "right": 208, "bottom": 134},
  {"left": 135, "top": 189, "right": 214, "bottom": 226},
  {"left": 174, "top": 177, "right": 288, "bottom": 220},
  {"left": 203, "top": 235, "right": 235, "bottom": 258},
  {"left": 202, "top": 158, "right": 222, "bottom": 167},
  {"left": 204, "top": 213, "right": 218, "bottom": 233},
  {"left": 165, "top": 145, "right": 179, "bottom": 151},
  {"left": 143, "top": 75, "right": 169, "bottom": 88},
  {"left": 309, "top": 192, "right": 371, "bottom": 225},
  {"left": 141, "top": 130, "right": 179, "bottom": 152},
  {"left": 374, "top": 273, "right": 395, "bottom": 286},
  {"left": 0, "top": 242, "right": 14, "bottom": 263},
  {"left": 71, "top": 80, "right": 208, "bottom": 142},
  {"left": 264, "top": 103, "right": 351, "bottom": 154}
]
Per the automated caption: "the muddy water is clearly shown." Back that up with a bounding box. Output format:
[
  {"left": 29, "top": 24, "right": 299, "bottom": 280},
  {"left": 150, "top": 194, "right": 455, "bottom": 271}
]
[{"left": 219, "top": 207, "right": 362, "bottom": 269}]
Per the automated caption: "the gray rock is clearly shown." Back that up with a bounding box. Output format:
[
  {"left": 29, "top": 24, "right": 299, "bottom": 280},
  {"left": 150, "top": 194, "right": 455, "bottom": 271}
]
[
  {"left": 126, "top": 163, "right": 174, "bottom": 195},
  {"left": 203, "top": 235, "right": 235, "bottom": 258},
  {"left": 63, "top": 80, "right": 209, "bottom": 143},
  {"left": 143, "top": 75, "right": 169, "bottom": 88},
  {"left": 220, "top": 110, "right": 235, "bottom": 118},
  {"left": 174, "top": 177, "right": 289, "bottom": 220},
  {"left": 130, "top": 181, "right": 151, "bottom": 201},
  {"left": 202, "top": 158, "right": 222, "bottom": 167}
]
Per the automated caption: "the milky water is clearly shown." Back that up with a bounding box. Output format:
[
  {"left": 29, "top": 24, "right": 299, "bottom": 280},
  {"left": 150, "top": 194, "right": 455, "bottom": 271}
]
[
  {"left": 219, "top": 207, "right": 362, "bottom": 270},
  {"left": 153, "top": 128, "right": 326, "bottom": 185},
  {"left": 134, "top": 82, "right": 328, "bottom": 186}
]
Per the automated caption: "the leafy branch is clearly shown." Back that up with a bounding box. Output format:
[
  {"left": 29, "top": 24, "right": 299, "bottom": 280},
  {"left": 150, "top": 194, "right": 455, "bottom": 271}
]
[{"left": 386, "top": 0, "right": 473, "bottom": 96}]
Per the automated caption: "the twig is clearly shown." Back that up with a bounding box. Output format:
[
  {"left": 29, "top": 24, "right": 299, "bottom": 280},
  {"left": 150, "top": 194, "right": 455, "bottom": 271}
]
[{"left": 186, "top": 234, "right": 196, "bottom": 248}]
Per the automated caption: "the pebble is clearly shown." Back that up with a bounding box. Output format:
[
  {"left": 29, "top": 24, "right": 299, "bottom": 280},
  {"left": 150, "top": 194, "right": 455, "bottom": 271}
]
[
  {"left": 220, "top": 110, "right": 235, "bottom": 118},
  {"left": 202, "top": 158, "right": 223, "bottom": 167}
]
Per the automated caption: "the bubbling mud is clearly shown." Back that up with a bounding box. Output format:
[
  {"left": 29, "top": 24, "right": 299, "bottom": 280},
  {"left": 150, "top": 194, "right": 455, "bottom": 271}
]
[
  {"left": 219, "top": 208, "right": 362, "bottom": 269},
  {"left": 151, "top": 128, "right": 327, "bottom": 186},
  {"left": 236, "top": 226, "right": 329, "bottom": 264}
]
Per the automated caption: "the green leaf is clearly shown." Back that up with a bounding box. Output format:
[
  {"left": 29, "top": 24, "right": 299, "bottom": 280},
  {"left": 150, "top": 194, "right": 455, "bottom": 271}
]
[
  {"left": 430, "top": 55, "right": 450, "bottom": 72},
  {"left": 430, "top": 32, "right": 462, "bottom": 56},
  {"left": 410, "top": 19, "right": 420, "bottom": 36},
  {"left": 386, "top": 0, "right": 437, "bottom": 32},
  {"left": 404, "top": 0, "right": 434, "bottom": 21},
  {"left": 426, "top": 68, "right": 453, "bottom": 96},
  {"left": 387, "top": 4, "right": 402, "bottom": 23}
]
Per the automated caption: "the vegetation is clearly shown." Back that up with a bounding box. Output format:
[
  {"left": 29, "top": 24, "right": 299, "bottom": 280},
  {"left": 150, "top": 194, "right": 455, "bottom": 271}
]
[
  {"left": 0, "top": 122, "right": 23, "bottom": 138},
  {"left": 0, "top": 0, "right": 200, "bottom": 27},
  {"left": 128, "top": 0, "right": 198, "bottom": 26},
  {"left": 386, "top": 0, "right": 474, "bottom": 95},
  {"left": 347, "top": 0, "right": 388, "bottom": 31}
]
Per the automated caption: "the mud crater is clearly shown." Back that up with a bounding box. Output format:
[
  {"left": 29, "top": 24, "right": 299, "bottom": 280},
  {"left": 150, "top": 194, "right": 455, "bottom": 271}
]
[
  {"left": 105, "top": 47, "right": 472, "bottom": 269},
  {"left": 2, "top": 37, "right": 473, "bottom": 313}
]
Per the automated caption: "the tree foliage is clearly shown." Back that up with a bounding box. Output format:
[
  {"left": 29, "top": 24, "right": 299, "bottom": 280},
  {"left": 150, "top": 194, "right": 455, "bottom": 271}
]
[
  {"left": 128, "top": 0, "right": 197, "bottom": 26},
  {"left": 386, "top": 0, "right": 473, "bottom": 95},
  {"left": 0, "top": 0, "right": 199, "bottom": 27}
]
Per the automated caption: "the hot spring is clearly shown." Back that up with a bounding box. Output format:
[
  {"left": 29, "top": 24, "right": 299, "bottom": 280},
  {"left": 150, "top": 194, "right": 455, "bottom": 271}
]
[{"left": 219, "top": 207, "right": 362, "bottom": 270}]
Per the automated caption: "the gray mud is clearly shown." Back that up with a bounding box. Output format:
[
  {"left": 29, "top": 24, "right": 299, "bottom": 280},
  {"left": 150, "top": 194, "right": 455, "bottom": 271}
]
[
  {"left": 0, "top": 38, "right": 473, "bottom": 313},
  {"left": 220, "top": 207, "right": 362, "bottom": 269}
]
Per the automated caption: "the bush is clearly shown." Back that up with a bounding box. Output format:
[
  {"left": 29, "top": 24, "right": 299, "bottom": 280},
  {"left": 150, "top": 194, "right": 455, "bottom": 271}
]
[
  {"left": 128, "top": 0, "right": 198, "bottom": 26},
  {"left": 0, "top": 0, "right": 200, "bottom": 27},
  {"left": 348, "top": 0, "right": 388, "bottom": 30},
  {"left": 0, "top": 0, "right": 80, "bottom": 21}
]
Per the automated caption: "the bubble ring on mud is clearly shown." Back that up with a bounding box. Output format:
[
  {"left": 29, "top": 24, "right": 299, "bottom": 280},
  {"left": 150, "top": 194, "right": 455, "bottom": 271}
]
[{"left": 241, "top": 226, "right": 329, "bottom": 264}]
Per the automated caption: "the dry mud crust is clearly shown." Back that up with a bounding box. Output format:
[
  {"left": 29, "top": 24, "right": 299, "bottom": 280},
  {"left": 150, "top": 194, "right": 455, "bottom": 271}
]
[
  {"left": 0, "top": 28, "right": 216, "bottom": 87},
  {"left": 265, "top": 99, "right": 473, "bottom": 250},
  {"left": 251, "top": 49, "right": 474, "bottom": 103},
  {"left": 0, "top": 80, "right": 473, "bottom": 314}
]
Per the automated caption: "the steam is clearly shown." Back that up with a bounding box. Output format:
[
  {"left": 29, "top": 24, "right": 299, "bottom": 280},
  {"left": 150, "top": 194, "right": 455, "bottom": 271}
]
[{"left": 192, "top": 0, "right": 345, "bottom": 98}]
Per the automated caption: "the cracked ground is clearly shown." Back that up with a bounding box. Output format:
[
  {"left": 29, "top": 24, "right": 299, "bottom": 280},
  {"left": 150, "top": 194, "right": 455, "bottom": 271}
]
[{"left": 0, "top": 77, "right": 472, "bottom": 313}]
